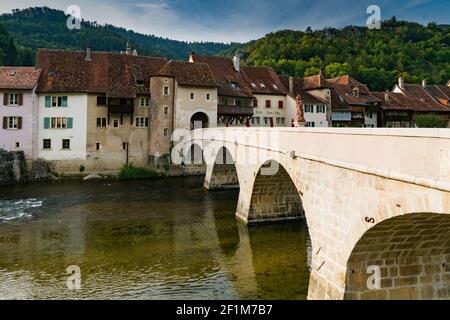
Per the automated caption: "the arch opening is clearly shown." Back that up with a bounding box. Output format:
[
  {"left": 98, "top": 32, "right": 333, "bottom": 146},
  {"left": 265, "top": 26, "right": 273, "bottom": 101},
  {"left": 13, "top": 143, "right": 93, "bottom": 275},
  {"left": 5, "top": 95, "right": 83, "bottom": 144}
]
[
  {"left": 190, "top": 112, "right": 209, "bottom": 130},
  {"left": 207, "top": 147, "right": 239, "bottom": 190},
  {"left": 345, "top": 213, "right": 450, "bottom": 300},
  {"left": 248, "top": 160, "right": 305, "bottom": 224}
]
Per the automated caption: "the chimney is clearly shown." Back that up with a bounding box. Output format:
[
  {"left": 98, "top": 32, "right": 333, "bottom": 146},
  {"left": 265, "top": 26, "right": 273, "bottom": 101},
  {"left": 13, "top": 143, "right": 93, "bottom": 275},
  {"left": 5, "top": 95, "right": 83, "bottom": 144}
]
[
  {"left": 289, "top": 76, "right": 294, "bottom": 94},
  {"left": 422, "top": 79, "right": 427, "bottom": 87},
  {"left": 232, "top": 54, "right": 240, "bottom": 72},
  {"left": 385, "top": 90, "right": 390, "bottom": 102},
  {"left": 85, "top": 47, "right": 91, "bottom": 62},
  {"left": 398, "top": 77, "right": 404, "bottom": 90}
]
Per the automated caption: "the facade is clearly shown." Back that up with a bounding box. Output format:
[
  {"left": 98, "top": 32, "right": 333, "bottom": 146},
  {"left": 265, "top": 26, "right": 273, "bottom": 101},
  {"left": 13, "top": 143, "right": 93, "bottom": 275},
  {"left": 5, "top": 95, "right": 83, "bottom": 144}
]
[
  {"left": 35, "top": 48, "right": 168, "bottom": 172},
  {"left": 0, "top": 67, "right": 41, "bottom": 158},
  {"left": 279, "top": 75, "right": 329, "bottom": 127}
]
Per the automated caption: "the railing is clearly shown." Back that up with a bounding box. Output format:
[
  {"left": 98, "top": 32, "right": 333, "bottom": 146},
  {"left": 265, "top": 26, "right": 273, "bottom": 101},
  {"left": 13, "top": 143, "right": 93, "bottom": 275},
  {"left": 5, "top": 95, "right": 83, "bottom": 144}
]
[{"left": 218, "top": 105, "right": 254, "bottom": 116}]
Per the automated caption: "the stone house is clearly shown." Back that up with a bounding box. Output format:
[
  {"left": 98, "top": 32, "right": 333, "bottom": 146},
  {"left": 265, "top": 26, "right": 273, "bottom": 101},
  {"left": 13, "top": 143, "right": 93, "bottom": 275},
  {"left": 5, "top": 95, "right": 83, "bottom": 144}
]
[{"left": 0, "top": 67, "right": 41, "bottom": 159}]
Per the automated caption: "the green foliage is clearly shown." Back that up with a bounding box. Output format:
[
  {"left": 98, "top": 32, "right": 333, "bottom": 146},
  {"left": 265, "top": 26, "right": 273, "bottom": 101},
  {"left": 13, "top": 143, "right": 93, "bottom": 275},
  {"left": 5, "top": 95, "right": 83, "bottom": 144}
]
[
  {"left": 229, "top": 18, "right": 450, "bottom": 91},
  {"left": 0, "top": 7, "right": 239, "bottom": 62},
  {"left": 118, "top": 165, "right": 163, "bottom": 180},
  {"left": 414, "top": 115, "right": 448, "bottom": 128}
]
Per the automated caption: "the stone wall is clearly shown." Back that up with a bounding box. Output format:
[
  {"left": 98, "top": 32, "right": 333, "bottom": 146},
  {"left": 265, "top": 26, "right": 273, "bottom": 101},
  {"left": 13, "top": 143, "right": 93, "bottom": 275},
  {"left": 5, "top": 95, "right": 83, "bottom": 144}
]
[{"left": 0, "top": 149, "right": 51, "bottom": 185}]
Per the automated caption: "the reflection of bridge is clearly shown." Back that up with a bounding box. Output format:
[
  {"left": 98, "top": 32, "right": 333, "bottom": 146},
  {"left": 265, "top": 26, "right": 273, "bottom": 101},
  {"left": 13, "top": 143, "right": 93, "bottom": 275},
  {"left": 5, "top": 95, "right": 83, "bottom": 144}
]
[{"left": 180, "top": 127, "right": 450, "bottom": 300}]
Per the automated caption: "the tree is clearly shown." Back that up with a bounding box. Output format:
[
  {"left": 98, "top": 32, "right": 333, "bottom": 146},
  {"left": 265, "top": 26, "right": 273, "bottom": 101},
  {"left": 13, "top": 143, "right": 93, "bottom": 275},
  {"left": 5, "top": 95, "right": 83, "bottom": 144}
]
[{"left": 414, "top": 115, "right": 448, "bottom": 128}]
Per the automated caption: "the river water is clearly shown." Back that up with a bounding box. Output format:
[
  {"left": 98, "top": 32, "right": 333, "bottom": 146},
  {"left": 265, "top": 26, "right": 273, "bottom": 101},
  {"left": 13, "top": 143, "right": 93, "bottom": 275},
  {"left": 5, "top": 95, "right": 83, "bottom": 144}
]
[{"left": 0, "top": 177, "right": 311, "bottom": 300}]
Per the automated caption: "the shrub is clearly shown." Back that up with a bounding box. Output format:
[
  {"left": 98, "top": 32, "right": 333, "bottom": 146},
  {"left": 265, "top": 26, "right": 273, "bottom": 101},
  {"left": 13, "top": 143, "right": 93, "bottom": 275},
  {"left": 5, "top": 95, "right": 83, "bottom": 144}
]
[
  {"left": 118, "top": 165, "right": 162, "bottom": 180},
  {"left": 414, "top": 115, "right": 448, "bottom": 128}
]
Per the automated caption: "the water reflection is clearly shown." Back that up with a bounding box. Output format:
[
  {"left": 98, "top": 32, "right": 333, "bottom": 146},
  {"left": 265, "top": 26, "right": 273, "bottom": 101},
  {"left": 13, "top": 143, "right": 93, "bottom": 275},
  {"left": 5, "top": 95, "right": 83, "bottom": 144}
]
[{"left": 0, "top": 177, "right": 311, "bottom": 300}]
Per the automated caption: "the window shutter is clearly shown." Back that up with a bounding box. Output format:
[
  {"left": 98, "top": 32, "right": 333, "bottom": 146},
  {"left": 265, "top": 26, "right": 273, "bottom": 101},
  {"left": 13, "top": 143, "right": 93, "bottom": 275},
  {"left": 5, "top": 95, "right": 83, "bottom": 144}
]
[
  {"left": 3, "top": 93, "right": 8, "bottom": 106},
  {"left": 18, "top": 117, "right": 22, "bottom": 129},
  {"left": 44, "top": 117, "right": 50, "bottom": 129},
  {"left": 62, "top": 96, "right": 68, "bottom": 107},
  {"left": 2, "top": 117, "right": 7, "bottom": 129},
  {"left": 45, "top": 96, "right": 51, "bottom": 108},
  {"left": 67, "top": 117, "right": 73, "bottom": 129},
  {"left": 18, "top": 94, "right": 23, "bottom": 106}
]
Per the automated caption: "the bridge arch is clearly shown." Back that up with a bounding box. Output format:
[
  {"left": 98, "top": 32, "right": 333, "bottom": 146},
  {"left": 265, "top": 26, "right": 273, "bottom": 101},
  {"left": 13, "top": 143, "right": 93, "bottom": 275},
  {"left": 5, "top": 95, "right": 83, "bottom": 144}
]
[
  {"left": 204, "top": 146, "right": 239, "bottom": 190},
  {"left": 247, "top": 160, "right": 305, "bottom": 224},
  {"left": 344, "top": 212, "right": 450, "bottom": 300}
]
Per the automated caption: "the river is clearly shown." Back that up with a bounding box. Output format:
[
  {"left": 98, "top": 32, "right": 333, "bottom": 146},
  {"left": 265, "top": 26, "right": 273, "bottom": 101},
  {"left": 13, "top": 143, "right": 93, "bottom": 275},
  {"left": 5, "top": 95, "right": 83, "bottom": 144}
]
[{"left": 0, "top": 177, "right": 311, "bottom": 300}]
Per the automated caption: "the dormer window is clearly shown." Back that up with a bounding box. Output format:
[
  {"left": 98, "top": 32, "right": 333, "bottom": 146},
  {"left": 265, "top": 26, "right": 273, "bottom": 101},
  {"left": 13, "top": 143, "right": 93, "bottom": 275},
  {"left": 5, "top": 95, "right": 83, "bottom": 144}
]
[
  {"left": 230, "top": 82, "right": 239, "bottom": 89},
  {"left": 251, "top": 83, "right": 256, "bottom": 88},
  {"left": 273, "top": 85, "right": 278, "bottom": 89},
  {"left": 352, "top": 87, "right": 360, "bottom": 97},
  {"left": 260, "top": 83, "right": 266, "bottom": 88},
  {"left": 9, "top": 71, "right": 16, "bottom": 77}
]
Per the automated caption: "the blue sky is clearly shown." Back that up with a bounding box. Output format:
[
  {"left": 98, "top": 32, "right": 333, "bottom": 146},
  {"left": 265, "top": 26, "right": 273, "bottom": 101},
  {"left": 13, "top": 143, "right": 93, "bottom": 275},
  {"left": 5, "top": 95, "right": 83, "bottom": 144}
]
[{"left": 0, "top": 0, "right": 449, "bottom": 42}]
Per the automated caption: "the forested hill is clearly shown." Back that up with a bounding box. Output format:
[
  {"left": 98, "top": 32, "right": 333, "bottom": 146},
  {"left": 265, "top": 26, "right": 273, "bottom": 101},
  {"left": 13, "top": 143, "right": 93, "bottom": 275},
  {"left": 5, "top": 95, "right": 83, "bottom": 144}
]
[
  {"left": 0, "top": 7, "right": 239, "bottom": 63},
  {"left": 230, "top": 19, "right": 450, "bottom": 91}
]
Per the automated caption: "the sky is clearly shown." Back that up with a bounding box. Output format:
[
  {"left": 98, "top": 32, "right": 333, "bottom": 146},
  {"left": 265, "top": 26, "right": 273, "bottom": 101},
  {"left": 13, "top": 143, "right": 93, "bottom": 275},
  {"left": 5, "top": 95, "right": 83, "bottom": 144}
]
[{"left": 0, "top": 0, "right": 449, "bottom": 42}]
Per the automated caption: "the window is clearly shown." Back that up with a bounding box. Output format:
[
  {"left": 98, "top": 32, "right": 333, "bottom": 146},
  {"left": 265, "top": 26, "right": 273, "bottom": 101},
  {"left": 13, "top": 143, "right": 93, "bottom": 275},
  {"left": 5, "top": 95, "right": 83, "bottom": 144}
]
[
  {"left": 135, "top": 117, "right": 149, "bottom": 128},
  {"left": 206, "top": 93, "right": 210, "bottom": 101},
  {"left": 122, "top": 142, "right": 128, "bottom": 150},
  {"left": 255, "top": 117, "right": 261, "bottom": 125},
  {"left": 96, "top": 117, "right": 107, "bottom": 128},
  {"left": 306, "top": 122, "right": 315, "bottom": 127},
  {"left": 113, "top": 119, "right": 119, "bottom": 128},
  {"left": 253, "top": 99, "right": 258, "bottom": 107},
  {"left": 97, "top": 96, "right": 107, "bottom": 106},
  {"left": 190, "top": 93, "right": 195, "bottom": 100},
  {"left": 62, "top": 139, "right": 70, "bottom": 150},
  {"left": 304, "top": 105, "right": 314, "bottom": 113},
  {"left": 163, "top": 128, "right": 169, "bottom": 137},
  {"left": 47, "top": 117, "right": 72, "bottom": 129},
  {"left": 43, "top": 139, "right": 51, "bottom": 150},
  {"left": 265, "top": 100, "right": 271, "bottom": 108},
  {"left": 163, "top": 86, "right": 169, "bottom": 96},
  {"left": 263, "top": 117, "right": 270, "bottom": 126},
  {"left": 46, "top": 96, "right": 68, "bottom": 108},
  {"left": 5, "top": 116, "right": 20, "bottom": 129},
  {"left": 140, "top": 97, "right": 149, "bottom": 107},
  {"left": 365, "top": 112, "right": 373, "bottom": 119},
  {"left": 15, "top": 142, "right": 20, "bottom": 148},
  {"left": 278, "top": 101, "right": 284, "bottom": 109},
  {"left": 9, "top": 93, "right": 18, "bottom": 106},
  {"left": 163, "top": 106, "right": 169, "bottom": 116},
  {"left": 96, "top": 143, "right": 100, "bottom": 151},
  {"left": 276, "top": 117, "right": 286, "bottom": 125},
  {"left": 317, "top": 105, "right": 326, "bottom": 113}
]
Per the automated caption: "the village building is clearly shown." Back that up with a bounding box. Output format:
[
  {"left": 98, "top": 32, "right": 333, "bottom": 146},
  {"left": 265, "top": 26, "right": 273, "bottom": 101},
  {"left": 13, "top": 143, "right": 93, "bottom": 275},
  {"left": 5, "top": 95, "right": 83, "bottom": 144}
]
[
  {"left": 240, "top": 65, "right": 289, "bottom": 127},
  {"left": 372, "top": 91, "right": 415, "bottom": 127},
  {"left": 279, "top": 75, "right": 329, "bottom": 127},
  {"left": 189, "top": 53, "right": 255, "bottom": 127},
  {"left": 392, "top": 77, "right": 450, "bottom": 125},
  {"left": 0, "top": 67, "right": 41, "bottom": 158},
  {"left": 36, "top": 48, "right": 168, "bottom": 172}
]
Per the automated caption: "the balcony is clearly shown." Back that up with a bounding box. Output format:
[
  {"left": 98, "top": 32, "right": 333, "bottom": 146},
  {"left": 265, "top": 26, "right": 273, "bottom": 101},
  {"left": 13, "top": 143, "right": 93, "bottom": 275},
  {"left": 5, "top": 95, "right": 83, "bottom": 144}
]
[
  {"left": 218, "top": 105, "right": 254, "bottom": 116},
  {"left": 108, "top": 104, "right": 134, "bottom": 114}
]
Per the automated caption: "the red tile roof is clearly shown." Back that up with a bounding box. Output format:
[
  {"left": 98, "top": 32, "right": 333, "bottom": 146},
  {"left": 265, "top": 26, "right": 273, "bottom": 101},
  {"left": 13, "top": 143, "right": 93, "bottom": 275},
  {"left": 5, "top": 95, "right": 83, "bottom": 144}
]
[
  {"left": 424, "top": 85, "right": 450, "bottom": 107},
  {"left": 396, "top": 84, "right": 449, "bottom": 112},
  {"left": 331, "top": 83, "right": 380, "bottom": 106},
  {"left": 328, "top": 75, "right": 365, "bottom": 87},
  {"left": 189, "top": 54, "right": 254, "bottom": 98},
  {"left": 303, "top": 73, "right": 332, "bottom": 90},
  {"left": 0, "top": 67, "right": 42, "bottom": 90},
  {"left": 241, "top": 66, "right": 288, "bottom": 95},
  {"left": 36, "top": 49, "right": 168, "bottom": 98},
  {"left": 157, "top": 60, "right": 217, "bottom": 88},
  {"left": 372, "top": 92, "right": 414, "bottom": 111},
  {"left": 278, "top": 75, "right": 328, "bottom": 104}
]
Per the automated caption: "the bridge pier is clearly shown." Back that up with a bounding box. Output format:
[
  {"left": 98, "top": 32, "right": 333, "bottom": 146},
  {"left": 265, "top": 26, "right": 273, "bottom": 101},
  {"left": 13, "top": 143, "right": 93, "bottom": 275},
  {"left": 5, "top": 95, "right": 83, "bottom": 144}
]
[{"left": 204, "top": 163, "right": 239, "bottom": 190}]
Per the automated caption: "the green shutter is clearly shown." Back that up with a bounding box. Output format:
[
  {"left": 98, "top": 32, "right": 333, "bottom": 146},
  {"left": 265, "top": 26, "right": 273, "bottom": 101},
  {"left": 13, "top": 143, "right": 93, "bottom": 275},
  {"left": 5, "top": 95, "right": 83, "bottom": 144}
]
[
  {"left": 45, "top": 96, "right": 51, "bottom": 108},
  {"left": 44, "top": 117, "right": 50, "bottom": 129},
  {"left": 67, "top": 117, "right": 73, "bottom": 129},
  {"left": 62, "top": 96, "right": 68, "bottom": 107}
]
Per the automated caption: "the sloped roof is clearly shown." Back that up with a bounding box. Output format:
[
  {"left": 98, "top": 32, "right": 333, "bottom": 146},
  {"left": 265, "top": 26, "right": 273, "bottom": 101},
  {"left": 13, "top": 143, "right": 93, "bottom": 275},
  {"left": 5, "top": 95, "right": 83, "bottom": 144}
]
[
  {"left": 36, "top": 49, "right": 168, "bottom": 98},
  {"left": 157, "top": 60, "right": 217, "bottom": 87},
  {"left": 331, "top": 83, "right": 380, "bottom": 106},
  {"left": 372, "top": 92, "right": 414, "bottom": 110},
  {"left": 189, "top": 54, "right": 254, "bottom": 98},
  {"left": 241, "top": 66, "right": 288, "bottom": 95},
  {"left": 0, "top": 67, "right": 42, "bottom": 90},
  {"left": 303, "top": 73, "right": 333, "bottom": 90},
  {"left": 278, "top": 75, "right": 328, "bottom": 104},
  {"left": 328, "top": 75, "right": 365, "bottom": 87},
  {"left": 396, "top": 84, "right": 449, "bottom": 112},
  {"left": 424, "top": 85, "right": 450, "bottom": 107}
]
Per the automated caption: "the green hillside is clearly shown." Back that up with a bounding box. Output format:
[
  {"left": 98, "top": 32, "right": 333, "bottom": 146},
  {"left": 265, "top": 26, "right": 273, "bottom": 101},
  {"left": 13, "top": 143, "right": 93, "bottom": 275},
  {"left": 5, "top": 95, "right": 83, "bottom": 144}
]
[{"left": 229, "top": 18, "right": 450, "bottom": 91}]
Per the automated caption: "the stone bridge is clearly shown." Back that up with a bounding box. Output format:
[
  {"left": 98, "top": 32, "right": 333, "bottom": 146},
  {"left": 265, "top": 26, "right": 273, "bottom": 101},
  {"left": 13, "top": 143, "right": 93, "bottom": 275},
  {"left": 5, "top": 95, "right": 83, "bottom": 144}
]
[{"left": 176, "top": 127, "right": 450, "bottom": 300}]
